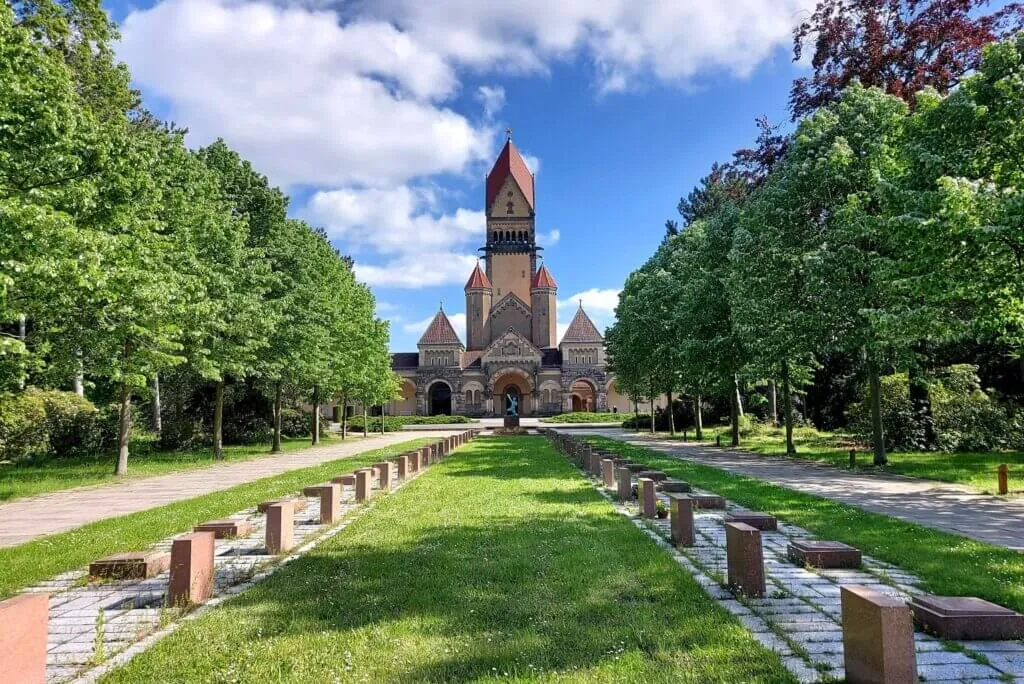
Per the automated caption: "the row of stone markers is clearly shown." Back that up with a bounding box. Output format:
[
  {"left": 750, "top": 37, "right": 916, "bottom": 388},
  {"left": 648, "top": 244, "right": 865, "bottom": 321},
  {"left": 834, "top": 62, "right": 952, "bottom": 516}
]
[
  {"left": 0, "top": 430, "right": 478, "bottom": 684},
  {"left": 544, "top": 430, "right": 1024, "bottom": 684}
]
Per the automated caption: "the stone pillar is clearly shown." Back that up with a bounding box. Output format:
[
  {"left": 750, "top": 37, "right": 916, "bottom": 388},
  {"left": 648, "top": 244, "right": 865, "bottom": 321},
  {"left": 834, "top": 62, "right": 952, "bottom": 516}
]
[
  {"left": 420, "top": 446, "right": 431, "bottom": 466},
  {"left": 669, "top": 495, "right": 695, "bottom": 547},
  {"left": 725, "top": 522, "right": 765, "bottom": 598},
  {"left": 0, "top": 593, "right": 48, "bottom": 684},
  {"left": 639, "top": 478, "right": 656, "bottom": 517},
  {"left": 374, "top": 462, "right": 393, "bottom": 491},
  {"left": 409, "top": 451, "right": 420, "bottom": 472},
  {"left": 265, "top": 501, "right": 294, "bottom": 554},
  {"left": 841, "top": 585, "right": 918, "bottom": 684},
  {"left": 356, "top": 469, "right": 373, "bottom": 503},
  {"left": 397, "top": 455, "right": 409, "bottom": 479},
  {"left": 616, "top": 466, "right": 632, "bottom": 500},
  {"left": 601, "top": 459, "right": 615, "bottom": 488},
  {"left": 308, "top": 484, "right": 341, "bottom": 523},
  {"left": 169, "top": 531, "right": 216, "bottom": 606}
]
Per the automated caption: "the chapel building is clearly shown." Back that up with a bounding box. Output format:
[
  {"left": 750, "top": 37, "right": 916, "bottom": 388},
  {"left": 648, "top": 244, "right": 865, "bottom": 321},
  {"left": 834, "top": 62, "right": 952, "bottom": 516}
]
[{"left": 389, "top": 134, "right": 630, "bottom": 416}]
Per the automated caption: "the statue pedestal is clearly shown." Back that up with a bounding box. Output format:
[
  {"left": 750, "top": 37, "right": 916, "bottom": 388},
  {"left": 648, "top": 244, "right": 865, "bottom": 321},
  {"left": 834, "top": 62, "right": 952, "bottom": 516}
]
[{"left": 504, "top": 416, "right": 520, "bottom": 429}]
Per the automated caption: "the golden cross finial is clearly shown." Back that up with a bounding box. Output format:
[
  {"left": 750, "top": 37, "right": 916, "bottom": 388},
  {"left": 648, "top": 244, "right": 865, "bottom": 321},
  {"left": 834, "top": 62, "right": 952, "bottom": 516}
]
[{"left": 505, "top": 127, "right": 513, "bottom": 141}]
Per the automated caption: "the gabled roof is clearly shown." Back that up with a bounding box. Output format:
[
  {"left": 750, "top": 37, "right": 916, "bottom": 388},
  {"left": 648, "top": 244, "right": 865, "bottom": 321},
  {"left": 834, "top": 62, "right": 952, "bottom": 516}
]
[
  {"left": 486, "top": 138, "right": 535, "bottom": 211},
  {"left": 417, "top": 310, "right": 463, "bottom": 347},
  {"left": 464, "top": 263, "right": 492, "bottom": 290},
  {"left": 531, "top": 264, "right": 557, "bottom": 290},
  {"left": 560, "top": 306, "right": 603, "bottom": 345}
]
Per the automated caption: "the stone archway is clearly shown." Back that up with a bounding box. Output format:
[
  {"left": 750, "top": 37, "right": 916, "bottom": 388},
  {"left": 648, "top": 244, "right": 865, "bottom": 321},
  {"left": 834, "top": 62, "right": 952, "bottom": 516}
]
[
  {"left": 570, "top": 379, "right": 597, "bottom": 413},
  {"left": 490, "top": 369, "right": 533, "bottom": 417},
  {"left": 427, "top": 380, "right": 453, "bottom": 416}
]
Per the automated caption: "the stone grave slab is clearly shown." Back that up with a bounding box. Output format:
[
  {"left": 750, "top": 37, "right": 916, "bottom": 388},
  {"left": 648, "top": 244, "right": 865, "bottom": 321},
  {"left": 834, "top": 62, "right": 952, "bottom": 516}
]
[
  {"left": 0, "top": 593, "right": 48, "bottom": 684},
  {"left": 624, "top": 463, "right": 648, "bottom": 473},
  {"left": 787, "top": 540, "right": 861, "bottom": 569},
  {"left": 725, "top": 512, "right": 777, "bottom": 531},
  {"left": 690, "top": 494, "right": 725, "bottom": 509},
  {"left": 637, "top": 470, "right": 667, "bottom": 482},
  {"left": 331, "top": 474, "right": 356, "bottom": 486},
  {"left": 658, "top": 479, "right": 692, "bottom": 493},
  {"left": 912, "top": 595, "right": 1024, "bottom": 640},
  {"left": 89, "top": 551, "right": 170, "bottom": 579},
  {"left": 257, "top": 498, "right": 306, "bottom": 514},
  {"left": 725, "top": 522, "right": 765, "bottom": 598},
  {"left": 193, "top": 519, "right": 254, "bottom": 539},
  {"left": 841, "top": 585, "right": 917, "bottom": 683}
]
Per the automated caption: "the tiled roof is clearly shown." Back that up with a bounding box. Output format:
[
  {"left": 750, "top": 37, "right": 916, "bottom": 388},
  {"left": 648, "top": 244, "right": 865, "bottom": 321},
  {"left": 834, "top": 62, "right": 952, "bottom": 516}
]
[
  {"left": 486, "top": 138, "right": 535, "bottom": 211},
  {"left": 560, "top": 306, "right": 603, "bottom": 345},
  {"left": 464, "top": 263, "right": 492, "bottom": 290},
  {"left": 391, "top": 352, "right": 419, "bottom": 369},
  {"left": 418, "top": 310, "right": 463, "bottom": 347},
  {"left": 531, "top": 264, "right": 557, "bottom": 290}
]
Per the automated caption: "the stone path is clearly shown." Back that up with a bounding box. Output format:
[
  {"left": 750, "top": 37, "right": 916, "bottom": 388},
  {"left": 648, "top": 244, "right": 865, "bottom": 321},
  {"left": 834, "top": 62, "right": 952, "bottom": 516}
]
[
  {"left": 580, "top": 429, "right": 1024, "bottom": 551},
  {"left": 0, "top": 431, "right": 453, "bottom": 548},
  {"left": 554, "top": 436, "right": 1024, "bottom": 683}
]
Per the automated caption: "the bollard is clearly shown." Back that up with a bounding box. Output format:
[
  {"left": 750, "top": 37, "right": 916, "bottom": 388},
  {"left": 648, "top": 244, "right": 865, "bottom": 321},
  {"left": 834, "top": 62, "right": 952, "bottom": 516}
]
[
  {"left": 999, "top": 464, "right": 1009, "bottom": 495},
  {"left": 849, "top": 449, "right": 856, "bottom": 469},
  {"left": 716, "top": 434, "right": 721, "bottom": 447},
  {"left": 616, "top": 466, "right": 632, "bottom": 500}
]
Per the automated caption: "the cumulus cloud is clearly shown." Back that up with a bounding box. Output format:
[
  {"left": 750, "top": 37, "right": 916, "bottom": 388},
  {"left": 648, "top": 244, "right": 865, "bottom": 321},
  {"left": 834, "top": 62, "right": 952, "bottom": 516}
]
[
  {"left": 476, "top": 85, "right": 506, "bottom": 120},
  {"left": 537, "top": 228, "right": 560, "bottom": 246},
  {"left": 557, "top": 287, "right": 621, "bottom": 343},
  {"left": 118, "top": 0, "right": 494, "bottom": 188}
]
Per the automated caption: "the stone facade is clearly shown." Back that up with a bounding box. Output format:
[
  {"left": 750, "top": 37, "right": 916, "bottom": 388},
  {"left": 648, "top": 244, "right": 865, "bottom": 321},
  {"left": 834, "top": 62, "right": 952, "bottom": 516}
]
[{"left": 389, "top": 134, "right": 617, "bottom": 417}]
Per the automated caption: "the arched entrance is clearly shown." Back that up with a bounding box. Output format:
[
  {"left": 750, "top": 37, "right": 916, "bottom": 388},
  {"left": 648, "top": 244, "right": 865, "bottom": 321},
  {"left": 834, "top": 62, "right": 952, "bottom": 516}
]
[
  {"left": 570, "top": 379, "right": 597, "bottom": 412},
  {"left": 490, "top": 369, "right": 533, "bottom": 417},
  {"left": 427, "top": 381, "right": 452, "bottom": 416}
]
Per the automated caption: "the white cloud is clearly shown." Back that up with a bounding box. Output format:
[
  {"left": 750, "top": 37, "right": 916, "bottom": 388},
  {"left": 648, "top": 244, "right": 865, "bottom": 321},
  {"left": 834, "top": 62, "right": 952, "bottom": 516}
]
[
  {"left": 556, "top": 287, "right": 620, "bottom": 344},
  {"left": 118, "top": 0, "right": 494, "bottom": 188},
  {"left": 476, "top": 85, "right": 506, "bottom": 120},
  {"left": 520, "top": 152, "right": 541, "bottom": 175},
  {"left": 537, "top": 228, "right": 560, "bottom": 246},
  {"left": 403, "top": 312, "right": 467, "bottom": 343},
  {"left": 355, "top": 252, "right": 480, "bottom": 289}
]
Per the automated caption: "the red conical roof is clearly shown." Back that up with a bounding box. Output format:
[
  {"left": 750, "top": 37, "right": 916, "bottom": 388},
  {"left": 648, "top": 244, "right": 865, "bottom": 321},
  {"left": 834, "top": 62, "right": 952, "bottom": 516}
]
[
  {"left": 486, "top": 137, "right": 535, "bottom": 211},
  {"left": 531, "top": 264, "right": 557, "bottom": 290},
  {"left": 418, "top": 310, "right": 463, "bottom": 346},
  {"left": 560, "top": 305, "right": 603, "bottom": 345},
  {"left": 464, "top": 263, "right": 492, "bottom": 290}
]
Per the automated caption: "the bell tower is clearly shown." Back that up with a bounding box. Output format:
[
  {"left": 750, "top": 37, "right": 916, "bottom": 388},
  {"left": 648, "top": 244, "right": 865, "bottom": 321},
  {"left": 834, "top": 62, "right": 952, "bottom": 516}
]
[{"left": 482, "top": 130, "right": 537, "bottom": 305}]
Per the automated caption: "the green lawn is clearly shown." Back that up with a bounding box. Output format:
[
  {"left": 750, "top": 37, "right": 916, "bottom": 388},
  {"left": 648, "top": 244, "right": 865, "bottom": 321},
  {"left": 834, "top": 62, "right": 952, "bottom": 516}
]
[
  {"left": 102, "top": 436, "right": 793, "bottom": 683},
  {"left": 0, "top": 433, "right": 372, "bottom": 502},
  {"left": 0, "top": 438, "right": 430, "bottom": 599},
  {"left": 654, "top": 424, "right": 1024, "bottom": 494},
  {"left": 587, "top": 435, "right": 1024, "bottom": 615}
]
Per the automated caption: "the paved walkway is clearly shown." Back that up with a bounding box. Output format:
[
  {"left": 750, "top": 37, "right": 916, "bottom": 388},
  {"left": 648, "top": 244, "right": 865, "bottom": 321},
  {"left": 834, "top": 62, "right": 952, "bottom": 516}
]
[
  {"left": 0, "top": 431, "right": 452, "bottom": 548},
  {"left": 574, "top": 429, "right": 1024, "bottom": 551}
]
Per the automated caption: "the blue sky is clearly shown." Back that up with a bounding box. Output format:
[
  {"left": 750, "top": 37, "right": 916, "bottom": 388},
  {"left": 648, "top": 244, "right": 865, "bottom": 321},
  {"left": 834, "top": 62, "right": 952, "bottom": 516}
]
[{"left": 104, "top": 0, "right": 811, "bottom": 351}]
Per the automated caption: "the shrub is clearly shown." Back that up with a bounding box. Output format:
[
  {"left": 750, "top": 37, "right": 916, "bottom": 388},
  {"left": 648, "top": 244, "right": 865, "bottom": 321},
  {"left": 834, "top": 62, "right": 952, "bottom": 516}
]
[
  {"left": 931, "top": 365, "right": 1020, "bottom": 452},
  {"left": 39, "top": 390, "right": 102, "bottom": 458},
  {"left": 279, "top": 408, "right": 312, "bottom": 439},
  {"left": 0, "top": 389, "right": 48, "bottom": 461},
  {"left": 541, "top": 412, "right": 633, "bottom": 424},
  {"left": 344, "top": 414, "right": 474, "bottom": 433}
]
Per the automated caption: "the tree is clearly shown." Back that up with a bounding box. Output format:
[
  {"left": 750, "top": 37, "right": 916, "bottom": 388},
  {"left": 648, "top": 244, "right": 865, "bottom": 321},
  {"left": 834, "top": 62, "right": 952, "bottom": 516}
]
[{"left": 791, "top": 0, "right": 1024, "bottom": 118}]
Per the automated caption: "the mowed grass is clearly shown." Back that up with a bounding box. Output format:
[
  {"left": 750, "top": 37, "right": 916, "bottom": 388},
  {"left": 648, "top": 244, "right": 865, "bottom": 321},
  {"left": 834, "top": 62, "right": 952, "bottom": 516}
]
[
  {"left": 658, "top": 424, "right": 1024, "bottom": 494},
  {"left": 0, "top": 438, "right": 432, "bottom": 599},
  {"left": 102, "top": 436, "right": 793, "bottom": 683},
  {"left": 0, "top": 434, "right": 370, "bottom": 502},
  {"left": 588, "top": 436, "right": 1024, "bottom": 615}
]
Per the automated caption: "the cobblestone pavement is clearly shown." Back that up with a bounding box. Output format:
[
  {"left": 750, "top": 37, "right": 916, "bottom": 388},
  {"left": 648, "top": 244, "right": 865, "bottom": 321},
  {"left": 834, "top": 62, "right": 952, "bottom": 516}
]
[
  {"left": 562, "top": 449, "right": 1024, "bottom": 683},
  {"left": 0, "top": 430, "right": 456, "bottom": 548},
  {"left": 578, "top": 429, "right": 1024, "bottom": 551},
  {"left": 22, "top": 458, "right": 429, "bottom": 684}
]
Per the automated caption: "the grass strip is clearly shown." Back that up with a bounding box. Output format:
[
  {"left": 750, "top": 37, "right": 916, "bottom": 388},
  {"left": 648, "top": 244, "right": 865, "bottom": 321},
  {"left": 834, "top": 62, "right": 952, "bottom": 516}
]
[
  {"left": 0, "top": 435, "right": 370, "bottom": 502},
  {"left": 102, "top": 436, "right": 794, "bottom": 683},
  {"left": 587, "top": 435, "right": 1024, "bottom": 615},
  {"left": 0, "top": 438, "right": 433, "bottom": 599}
]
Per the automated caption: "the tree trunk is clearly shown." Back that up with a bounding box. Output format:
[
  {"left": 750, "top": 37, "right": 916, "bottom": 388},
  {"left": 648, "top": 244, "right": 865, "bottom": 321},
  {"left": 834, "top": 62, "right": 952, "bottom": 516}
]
[
  {"left": 340, "top": 394, "right": 348, "bottom": 440},
  {"left": 782, "top": 359, "right": 796, "bottom": 454},
  {"left": 73, "top": 350, "right": 85, "bottom": 397},
  {"left": 666, "top": 391, "right": 675, "bottom": 436},
  {"left": 734, "top": 378, "right": 744, "bottom": 417},
  {"left": 649, "top": 381, "right": 656, "bottom": 434},
  {"left": 363, "top": 404, "right": 368, "bottom": 438},
  {"left": 730, "top": 376, "right": 741, "bottom": 447},
  {"left": 694, "top": 395, "right": 704, "bottom": 440},
  {"left": 151, "top": 374, "right": 162, "bottom": 435},
  {"left": 213, "top": 379, "right": 225, "bottom": 459},
  {"left": 632, "top": 398, "right": 639, "bottom": 431},
  {"left": 380, "top": 407, "right": 385, "bottom": 434},
  {"left": 17, "top": 314, "right": 26, "bottom": 390},
  {"left": 114, "top": 340, "right": 132, "bottom": 476},
  {"left": 311, "top": 384, "right": 321, "bottom": 446},
  {"left": 908, "top": 365, "right": 936, "bottom": 450},
  {"left": 767, "top": 380, "right": 778, "bottom": 426},
  {"left": 272, "top": 381, "right": 282, "bottom": 453},
  {"left": 867, "top": 352, "right": 888, "bottom": 466}
]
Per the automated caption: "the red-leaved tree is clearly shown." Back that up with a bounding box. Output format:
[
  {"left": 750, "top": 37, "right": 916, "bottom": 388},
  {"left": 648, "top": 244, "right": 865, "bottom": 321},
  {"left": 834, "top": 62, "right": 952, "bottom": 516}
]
[{"left": 791, "top": 0, "right": 1024, "bottom": 118}]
